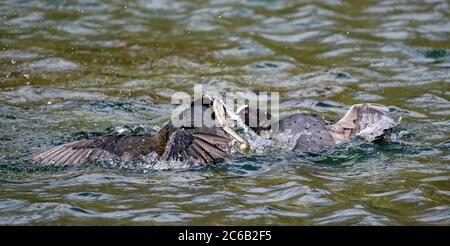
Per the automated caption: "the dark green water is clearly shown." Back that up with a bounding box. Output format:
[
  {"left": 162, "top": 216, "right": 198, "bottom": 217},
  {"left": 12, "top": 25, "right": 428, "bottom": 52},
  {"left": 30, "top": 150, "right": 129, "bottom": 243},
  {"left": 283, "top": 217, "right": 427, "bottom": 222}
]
[{"left": 0, "top": 0, "right": 449, "bottom": 225}]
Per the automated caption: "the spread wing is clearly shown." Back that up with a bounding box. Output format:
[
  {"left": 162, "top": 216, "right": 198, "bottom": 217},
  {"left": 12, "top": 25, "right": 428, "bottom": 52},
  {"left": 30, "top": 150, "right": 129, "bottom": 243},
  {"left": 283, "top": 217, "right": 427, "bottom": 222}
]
[
  {"left": 32, "top": 130, "right": 232, "bottom": 166},
  {"left": 31, "top": 135, "right": 156, "bottom": 166},
  {"left": 327, "top": 103, "right": 398, "bottom": 143},
  {"left": 161, "top": 128, "right": 232, "bottom": 165},
  {"left": 32, "top": 97, "right": 238, "bottom": 166}
]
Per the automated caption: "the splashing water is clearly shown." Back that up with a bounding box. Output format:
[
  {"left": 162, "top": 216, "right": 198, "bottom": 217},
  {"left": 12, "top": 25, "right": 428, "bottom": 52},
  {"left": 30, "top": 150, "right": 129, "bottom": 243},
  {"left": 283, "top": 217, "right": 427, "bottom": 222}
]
[{"left": 220, "top": 98, "right": 273, "bottom": 154}]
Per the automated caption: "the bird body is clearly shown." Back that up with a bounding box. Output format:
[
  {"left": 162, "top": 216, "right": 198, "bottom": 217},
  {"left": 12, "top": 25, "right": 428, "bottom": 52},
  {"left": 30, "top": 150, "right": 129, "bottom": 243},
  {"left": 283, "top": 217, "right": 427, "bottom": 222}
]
[
  {"left": 275, "top": 113, "right": 336, "bottom": 152},
  {"left": 274, "top": 103, "right": 398, "bottom": 152}
]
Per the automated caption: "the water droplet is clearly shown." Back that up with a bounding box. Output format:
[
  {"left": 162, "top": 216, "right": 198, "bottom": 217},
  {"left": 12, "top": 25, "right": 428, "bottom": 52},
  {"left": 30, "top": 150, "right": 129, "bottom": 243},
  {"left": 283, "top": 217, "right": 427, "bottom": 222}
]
[
  {"left": 10, "top": 58, "right": 16, "bottom": 64},
  {"left": 23, "top": 74, "right": 30, "bottom": 79}
]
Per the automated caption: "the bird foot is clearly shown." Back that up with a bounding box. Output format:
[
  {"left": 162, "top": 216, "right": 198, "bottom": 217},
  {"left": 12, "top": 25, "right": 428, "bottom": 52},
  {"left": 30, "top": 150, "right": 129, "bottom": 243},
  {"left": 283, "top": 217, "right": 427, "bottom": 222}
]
[{"left": 212, "top": 97, "right": 249, "bottom": 153}]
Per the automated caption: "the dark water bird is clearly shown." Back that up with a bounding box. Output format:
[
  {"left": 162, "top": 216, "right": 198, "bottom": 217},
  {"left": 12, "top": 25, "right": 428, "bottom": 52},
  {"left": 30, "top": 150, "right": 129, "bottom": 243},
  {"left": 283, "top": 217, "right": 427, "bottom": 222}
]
[
  {"left": 31, "top": 98, "right": 248, "bottom": 166},
  {"left": 268, "top": 103, "right": 398, "bottom": 152}
]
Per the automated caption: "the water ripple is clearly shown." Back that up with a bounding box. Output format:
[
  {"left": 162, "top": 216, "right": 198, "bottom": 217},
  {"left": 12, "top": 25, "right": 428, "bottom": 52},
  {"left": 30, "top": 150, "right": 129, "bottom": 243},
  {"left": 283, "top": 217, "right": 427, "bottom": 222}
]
[{"left": 0, "top": 0, "right": 449, "bottom": 225}]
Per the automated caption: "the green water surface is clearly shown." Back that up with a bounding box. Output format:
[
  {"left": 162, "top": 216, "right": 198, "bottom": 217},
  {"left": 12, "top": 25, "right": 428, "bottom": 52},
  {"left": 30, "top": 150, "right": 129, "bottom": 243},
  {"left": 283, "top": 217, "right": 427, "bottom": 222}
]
[{"left": 0, "top": 0, "right": 449, "bottom": 225}]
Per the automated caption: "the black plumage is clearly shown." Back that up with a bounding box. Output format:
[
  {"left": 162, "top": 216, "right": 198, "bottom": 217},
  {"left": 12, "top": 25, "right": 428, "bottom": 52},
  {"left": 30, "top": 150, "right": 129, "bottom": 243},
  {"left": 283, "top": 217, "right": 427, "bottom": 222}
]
[{"left": 32, "top": 100, "right": 232, "bottom": 166}]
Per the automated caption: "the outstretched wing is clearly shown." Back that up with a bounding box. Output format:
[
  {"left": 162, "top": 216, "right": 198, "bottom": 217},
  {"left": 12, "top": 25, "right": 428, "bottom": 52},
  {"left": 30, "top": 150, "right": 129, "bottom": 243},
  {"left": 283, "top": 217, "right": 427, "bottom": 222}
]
[
  {"left": 328, "top": 103, "right": 398, "bottom": 143},
  {"left": 162, "top": 128, "right": 231, "bottom": 165},
  {"left": 31, "top": 135, "right": 156, "bottom": 166},
  {"left": 32, "top": 97, "right": 238, "bottom": 166}
]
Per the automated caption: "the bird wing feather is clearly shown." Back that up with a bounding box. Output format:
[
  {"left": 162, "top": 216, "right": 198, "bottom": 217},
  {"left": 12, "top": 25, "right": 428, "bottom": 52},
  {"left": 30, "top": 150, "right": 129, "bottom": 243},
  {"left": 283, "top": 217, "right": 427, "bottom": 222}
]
[
  {"left": 31, "top": 135, "right": 155, "bottom": 166},
  {"left": 161, "top": 128, "right": 231, "bottom": 165},
  {"left": 328, "top": 103, "right": 397, "bottom": 143}
]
